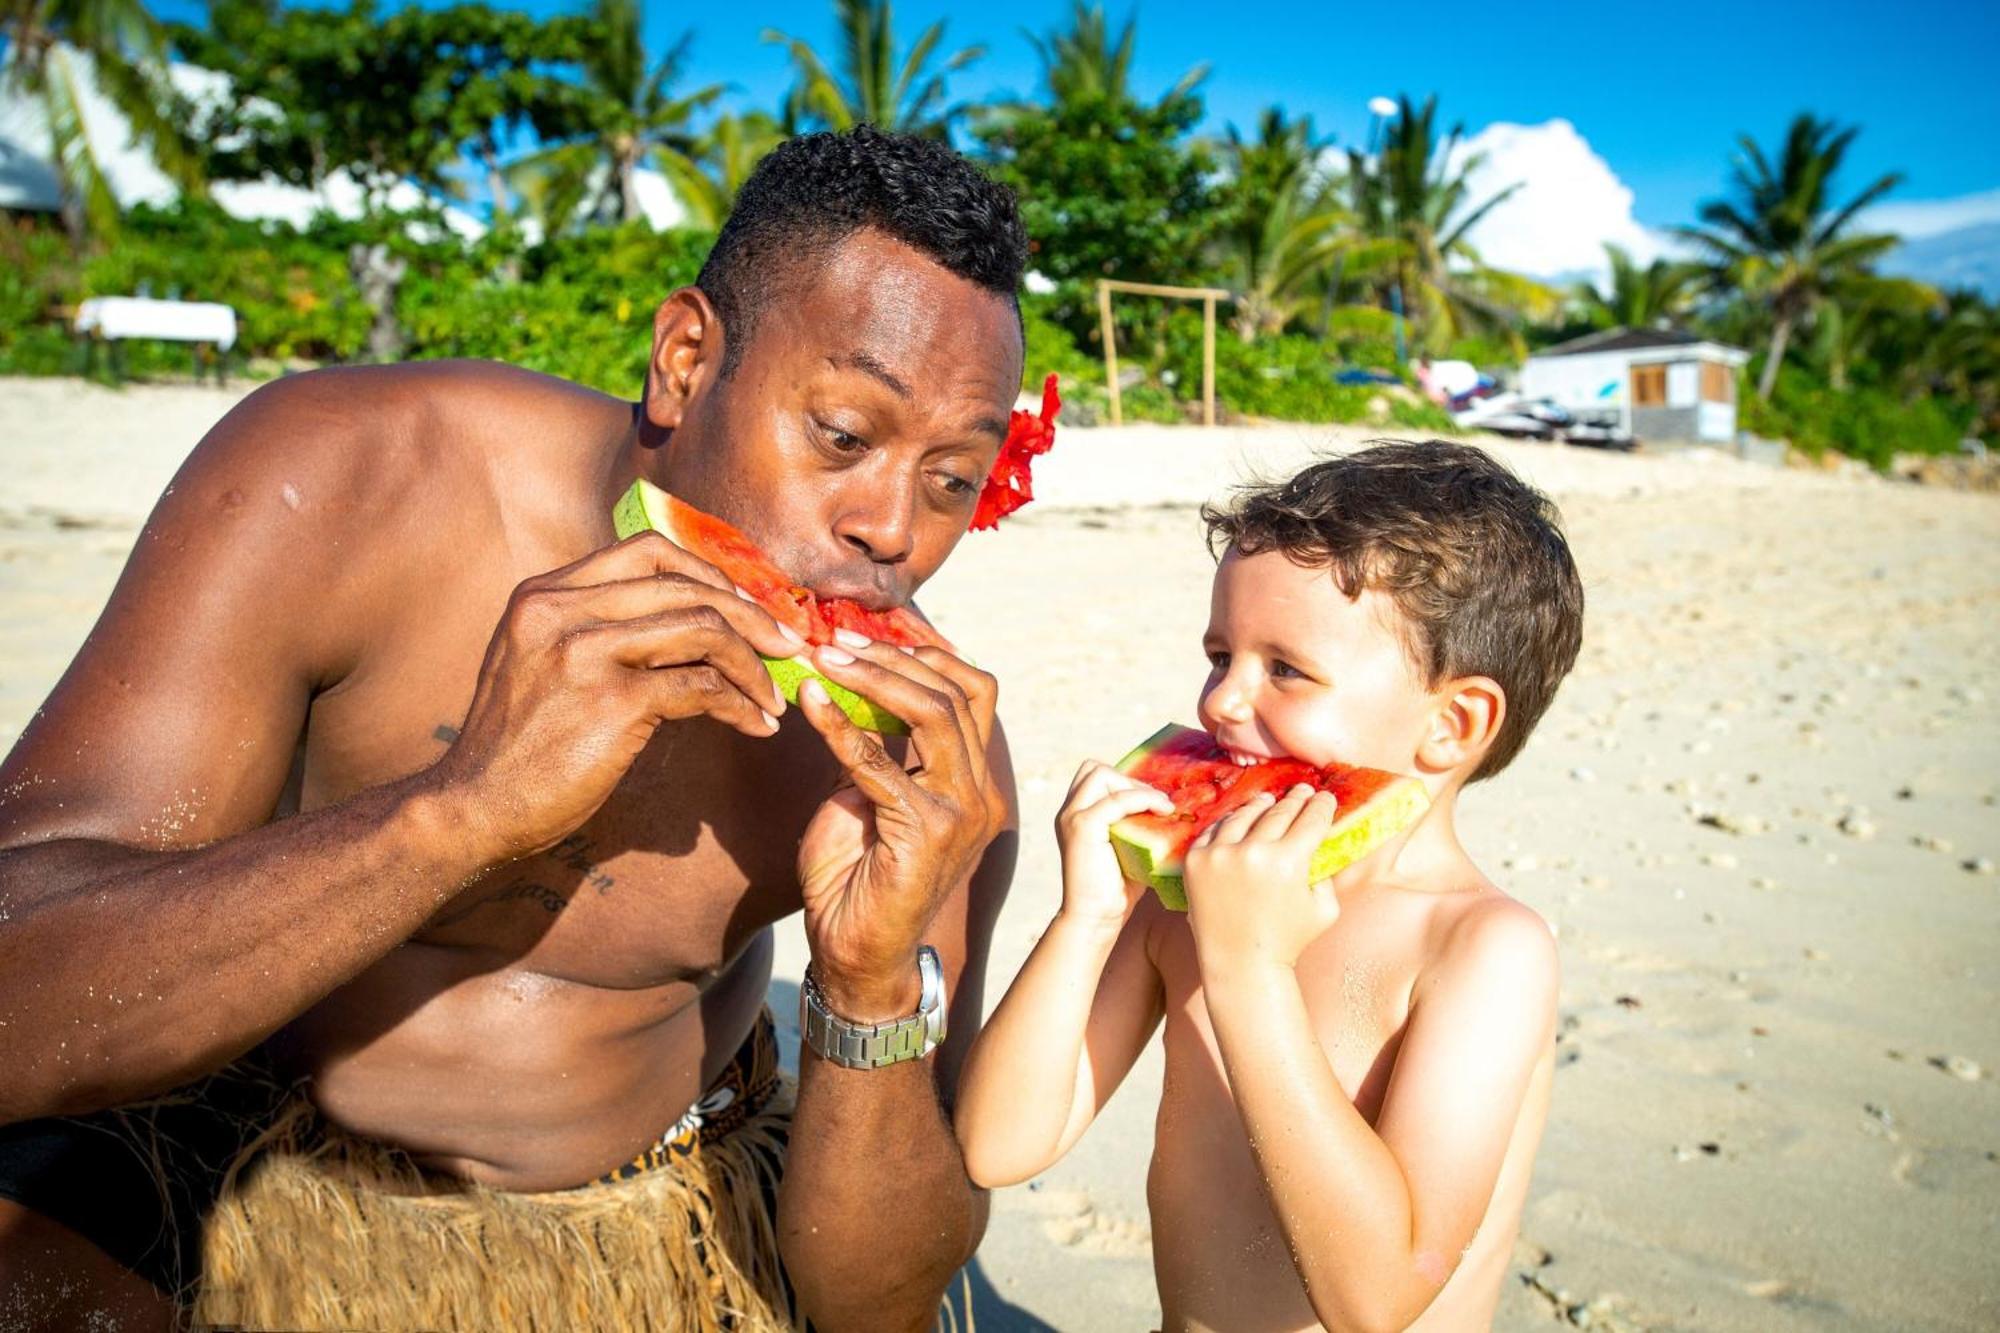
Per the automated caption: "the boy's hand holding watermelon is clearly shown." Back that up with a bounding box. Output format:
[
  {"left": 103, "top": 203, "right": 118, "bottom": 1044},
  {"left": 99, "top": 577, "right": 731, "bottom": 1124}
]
[
  {"left": 1052, "top": 761, "right": 1173, "bottom": 928},
  {"left": 1183, "top": 783, "right": 1346, "bottom": 972}
]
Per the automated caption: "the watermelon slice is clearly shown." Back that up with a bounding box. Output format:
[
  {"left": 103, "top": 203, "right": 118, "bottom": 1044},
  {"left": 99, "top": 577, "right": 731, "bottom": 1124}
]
[
  {"left": 613, "top": 479, "right": 948, "bottom": 735},
  {"left": 1109, "top": 724, "right": 1430, "bottom": 911}
]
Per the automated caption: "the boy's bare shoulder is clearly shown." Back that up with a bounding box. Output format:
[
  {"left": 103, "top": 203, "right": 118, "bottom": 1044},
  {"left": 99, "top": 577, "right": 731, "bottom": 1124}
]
[{"left": 1412, "top": 878, "right": 1559, "bottom": 1008}]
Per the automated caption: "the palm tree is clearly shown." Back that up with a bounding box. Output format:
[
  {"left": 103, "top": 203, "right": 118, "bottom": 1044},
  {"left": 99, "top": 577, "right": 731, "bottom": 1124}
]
[
  {"left": 2, "top": 0, "right": 202, "bottom": 242},
  {"left": 652, "top": 110, "right": 785, "bottom": 230},
  {"left": 1573, "top": 243, "right": 1703, "bottom": 330},
  {"left": 763, "top": 0, "right": 983, "bottom": 138},
  {"left": 1214, "top": 108, "right": 1353, "bottom": 340},
  {"left": 1341, "top": 94, "right": 1553, "bottom": 355},
  {"left": 1024, "top": 2, "right": 1205, "bottom": 110},
  {"left": 503, "top": 0, "right": 724, "bottom": 232},
  {"left": 1678, "top": 113, "right": 1902, "bottom": 400},
  {"left": 1811, "top": 273, "right": 1941, "bottom": 391}
]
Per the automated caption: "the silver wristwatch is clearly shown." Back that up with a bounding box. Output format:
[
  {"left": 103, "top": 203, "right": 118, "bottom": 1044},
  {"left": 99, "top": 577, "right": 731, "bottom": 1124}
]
[{"left": 800, "top": 946, "right": 947, "bottom": 1069}]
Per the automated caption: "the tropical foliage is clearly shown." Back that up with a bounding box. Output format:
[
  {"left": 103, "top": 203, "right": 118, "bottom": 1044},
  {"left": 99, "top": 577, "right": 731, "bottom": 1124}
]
[
  {"left": 1678, "top": 114, "right": 1904, "bottom": 400},
  {"left": 0, "top": 0, "right": 1990, "bottom": 461},
  {"left": 2, "top": 0, "right": 203, "bottom": 241},
  {"left": 764, "top": 0, "right": 983, "bottom": 137},
  {"left": 501, "top": 0, "right": 724, "bottom": 232}
]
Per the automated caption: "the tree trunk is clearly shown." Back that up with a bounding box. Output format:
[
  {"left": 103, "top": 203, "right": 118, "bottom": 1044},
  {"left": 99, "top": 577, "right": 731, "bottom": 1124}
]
[
  {"left": 619, "top": 146, "right": 642, "bottom": 225},
  {"left": 481, "top": 135, "right": 510, "bottom": 223},
  {"left": 1757, "top": 312, "right": 1793, "bottom": 401},
  {"left": 1319, "top": 252, "right": 1348, "bottom": 338},
  {"left": 349, "top": 242, "right": 409, "bottom": 363}
]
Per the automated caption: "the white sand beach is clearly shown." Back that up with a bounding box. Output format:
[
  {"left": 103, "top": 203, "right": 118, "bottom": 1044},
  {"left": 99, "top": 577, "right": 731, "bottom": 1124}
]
[{"left": 2, "top": 376, "right": 1995, "bottom": 1331}]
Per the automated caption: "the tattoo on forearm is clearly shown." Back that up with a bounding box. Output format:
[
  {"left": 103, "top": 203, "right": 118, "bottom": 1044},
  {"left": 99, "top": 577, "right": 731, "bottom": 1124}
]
[{"left": 433, "top": 724, "right": 461, "bottom": 745}]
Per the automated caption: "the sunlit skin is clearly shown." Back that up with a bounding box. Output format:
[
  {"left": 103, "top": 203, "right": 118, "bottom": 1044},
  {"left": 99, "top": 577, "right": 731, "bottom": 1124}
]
[
  {"left": 956, "top": 545, "right": 1559, "bottom": 1332},
  {"left": 0, "top": 227, "right": 1022, "bottom": 1333},
  {"left": 1197, "top": 548, "right": 1449, "bottom": 777},
  {"left": 646, "top": 229, "right": 1020, "bottom": 615}
]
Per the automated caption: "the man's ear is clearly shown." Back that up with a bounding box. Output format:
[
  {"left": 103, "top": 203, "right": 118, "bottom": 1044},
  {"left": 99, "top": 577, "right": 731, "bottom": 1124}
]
[
  {"left": 1415, "top": 676, "right": 1506, "bottom": 776},
  {"left": 643, "top": 287, "right": 724, "bottom": 430}
]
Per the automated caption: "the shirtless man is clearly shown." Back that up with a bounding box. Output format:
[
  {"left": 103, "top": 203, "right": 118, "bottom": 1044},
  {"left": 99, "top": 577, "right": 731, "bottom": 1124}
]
[{"left": 0, "top": 127, "right": 1022, "bottom": 1330}]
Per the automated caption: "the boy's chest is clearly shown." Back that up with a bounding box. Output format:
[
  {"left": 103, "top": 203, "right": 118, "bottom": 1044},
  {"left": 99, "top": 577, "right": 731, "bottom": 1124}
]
[{"left": 1152, "top": 903, "right": 1426, "bottom": 1121}]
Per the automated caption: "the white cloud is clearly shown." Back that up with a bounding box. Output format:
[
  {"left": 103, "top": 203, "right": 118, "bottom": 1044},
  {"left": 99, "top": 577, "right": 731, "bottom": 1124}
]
[
  {"left": 1439, "top": 119, "right": 1681, "bottom": 290},
  {"left": 1860, "top": 187, "right": 2000, "bottom": 240}
]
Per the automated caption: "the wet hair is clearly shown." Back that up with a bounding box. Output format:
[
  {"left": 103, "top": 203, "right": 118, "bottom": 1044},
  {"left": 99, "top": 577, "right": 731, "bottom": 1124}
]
[
  {"left": 1202, "top": 440, "right": 1585, "bottom": 781},
  {"left": 695, "top": 125, "right": 1027, "bottom": 376}
]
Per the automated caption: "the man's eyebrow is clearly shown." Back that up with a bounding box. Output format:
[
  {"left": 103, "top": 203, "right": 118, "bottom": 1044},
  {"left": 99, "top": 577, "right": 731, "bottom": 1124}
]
[
  {"left": 829, "top": 350, "right": 1010, "bottom": 444},
  {"left": 830, "top": 350, "right": 911, "bottom": 399}
]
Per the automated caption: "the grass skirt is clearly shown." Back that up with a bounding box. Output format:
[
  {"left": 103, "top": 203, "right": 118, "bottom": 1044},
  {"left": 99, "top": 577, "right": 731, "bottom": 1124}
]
[{"left": 191, "top": 1054, "right": 797, "bottom": 1332}]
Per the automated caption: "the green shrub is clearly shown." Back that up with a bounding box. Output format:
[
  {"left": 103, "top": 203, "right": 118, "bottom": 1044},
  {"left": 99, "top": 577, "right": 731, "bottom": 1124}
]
[
  {"left": 1021, "top": 294, "right": 1099, "bottom": 394},
  {"left": 1741, "top": 363, "right": 1971, "bottom": 469}
]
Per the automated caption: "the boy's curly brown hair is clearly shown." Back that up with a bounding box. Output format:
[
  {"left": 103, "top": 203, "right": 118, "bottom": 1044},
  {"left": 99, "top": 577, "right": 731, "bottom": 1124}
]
[{"left": 1202, "top": 440, "right": 1584, "bottom": 780}]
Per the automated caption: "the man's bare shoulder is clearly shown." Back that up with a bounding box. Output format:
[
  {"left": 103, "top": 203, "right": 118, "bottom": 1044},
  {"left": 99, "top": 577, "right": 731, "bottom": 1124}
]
[{"left": 205, "top": 360, "right": 625, "bottom": 494}]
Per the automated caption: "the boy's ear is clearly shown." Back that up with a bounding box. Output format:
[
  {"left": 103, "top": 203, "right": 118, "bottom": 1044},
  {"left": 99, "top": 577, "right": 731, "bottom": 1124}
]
[
  {"left": 642, "top": 287, "right": 724, "bottom": 431},
  {"left": 1416, "top": 676, "right": 1506, "bottom": 776}
]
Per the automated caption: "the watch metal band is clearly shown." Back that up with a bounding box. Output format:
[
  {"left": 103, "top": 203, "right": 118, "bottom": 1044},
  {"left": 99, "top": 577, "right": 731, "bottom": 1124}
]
[{"left": 801, "top": 946, "right": 946, "bottom": 1069}]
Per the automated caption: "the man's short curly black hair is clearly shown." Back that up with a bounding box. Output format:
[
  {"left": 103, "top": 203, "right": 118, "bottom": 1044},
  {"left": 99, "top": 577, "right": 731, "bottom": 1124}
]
[{"left": 695, "top": 125, "right": 1028, "bottom": 376}]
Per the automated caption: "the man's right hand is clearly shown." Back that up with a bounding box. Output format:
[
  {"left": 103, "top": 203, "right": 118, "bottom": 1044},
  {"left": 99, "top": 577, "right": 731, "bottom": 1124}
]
[{"left": 429, "top": 529, "right": 807, "bottom": 859}]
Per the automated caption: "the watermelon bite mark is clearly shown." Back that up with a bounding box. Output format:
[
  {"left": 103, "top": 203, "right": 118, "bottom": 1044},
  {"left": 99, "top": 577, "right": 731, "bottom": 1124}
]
[
  {"left": 612, "top": 479, "right": 946, "bottom": 734},
  {"left": 1110, "top": 723, "right": 1431, "bottom": 911}
]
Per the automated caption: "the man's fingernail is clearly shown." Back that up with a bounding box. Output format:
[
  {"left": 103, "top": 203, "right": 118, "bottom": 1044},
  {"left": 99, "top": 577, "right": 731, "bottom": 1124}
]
[
  {"left": 817, "top": 645, "right": 856, "bottom": 666},
  {"left": 800, "top": 678, "right": 830, "bottom": 706},
  {"left": 833, "top": 628, "right": 872, "bottom": 649},
  {"left": 777, "top": 621, "right": 807, "bottom": 647},
  {"left": 761, "top": 710, "right": 780, "bottom": 730}
]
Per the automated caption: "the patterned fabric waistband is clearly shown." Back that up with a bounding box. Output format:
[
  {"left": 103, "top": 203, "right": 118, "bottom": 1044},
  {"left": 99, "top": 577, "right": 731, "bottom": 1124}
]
[{"left": 595, "top": 1006, "right": 783, "bottom": 1186}]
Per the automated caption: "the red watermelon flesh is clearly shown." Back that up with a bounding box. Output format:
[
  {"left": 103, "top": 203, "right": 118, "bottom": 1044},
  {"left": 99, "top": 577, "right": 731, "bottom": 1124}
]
[
  {"left": 612, "top": 479, "right": 945, "bottom": 733},
  {"left": 1110, "top": 723, "right": 1431, "bottom": 911},
  {"left": 615, "top": 481, "right": 947, "bottom": 650}
]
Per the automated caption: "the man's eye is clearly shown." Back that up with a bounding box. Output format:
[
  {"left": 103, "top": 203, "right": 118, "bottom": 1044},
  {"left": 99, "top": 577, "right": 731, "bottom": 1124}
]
[
  {"left": 816, "top": 420, "right": 866, "bottom": 452},
  {"left": 937, "top": 472, "right": 978, "bottom": 497}
]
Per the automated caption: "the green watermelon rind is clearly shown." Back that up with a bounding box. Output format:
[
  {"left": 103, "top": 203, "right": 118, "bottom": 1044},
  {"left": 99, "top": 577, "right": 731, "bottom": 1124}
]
[
  {"left": 1108, "top": 724, "right": 1431, "bottom": 912},
  {"left": 613, "top": 479, "right": 910, "bottom": 736}
]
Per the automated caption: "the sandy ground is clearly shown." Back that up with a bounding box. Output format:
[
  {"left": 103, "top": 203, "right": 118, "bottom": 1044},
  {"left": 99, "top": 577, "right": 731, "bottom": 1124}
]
[{"left": 2, "top": 376, "right": 1996, "bottom": 1331}]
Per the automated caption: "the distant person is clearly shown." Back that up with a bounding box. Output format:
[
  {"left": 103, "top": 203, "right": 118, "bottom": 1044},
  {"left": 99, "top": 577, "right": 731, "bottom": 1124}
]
[
  {"left": 0, "top": 127, "right": 1027, "bottom": 1331},
  {"left": 955, "top": 442, "right": 1583, "bottom": 1331}
]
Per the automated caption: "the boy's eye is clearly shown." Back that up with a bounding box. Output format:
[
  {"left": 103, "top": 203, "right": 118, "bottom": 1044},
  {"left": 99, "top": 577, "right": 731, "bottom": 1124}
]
[
  {"left": 1205, "top": 650, "right": 1231, "bottom": 671},
  {"left": 1271, "top": 659, "right": 1301, "bottom": 679}
]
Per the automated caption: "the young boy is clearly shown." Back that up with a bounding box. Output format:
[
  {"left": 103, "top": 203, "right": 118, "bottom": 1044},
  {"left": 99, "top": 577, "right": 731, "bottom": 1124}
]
[{"left": 956, "top": 441, "right": 1584, "bottom": 1332}]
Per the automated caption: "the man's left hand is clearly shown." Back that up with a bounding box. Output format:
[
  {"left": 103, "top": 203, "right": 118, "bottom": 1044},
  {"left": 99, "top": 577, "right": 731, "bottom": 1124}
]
[{"left": 794, "top": 637, "right": 1005, "bottom": 1021}]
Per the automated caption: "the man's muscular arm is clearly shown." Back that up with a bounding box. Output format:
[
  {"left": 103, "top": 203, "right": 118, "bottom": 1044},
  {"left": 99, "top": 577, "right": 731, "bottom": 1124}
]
[
  {"left": 777, "top": 642, "right": 1015, "bottom": 1332},
  {"left": 0, "top": 374, "right": 801, "bottom": 1124}
]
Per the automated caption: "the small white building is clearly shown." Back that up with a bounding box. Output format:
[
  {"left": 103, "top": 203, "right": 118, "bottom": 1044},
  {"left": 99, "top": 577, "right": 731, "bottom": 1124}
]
[{"left": 1520, "top": 327, "right": 1750, "bottom": 444}]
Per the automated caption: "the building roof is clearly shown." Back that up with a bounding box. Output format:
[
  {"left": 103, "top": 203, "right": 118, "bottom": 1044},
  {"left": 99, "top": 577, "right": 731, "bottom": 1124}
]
[{"left": 1533, "top": 327, "right": 1707, "bottom": 358}]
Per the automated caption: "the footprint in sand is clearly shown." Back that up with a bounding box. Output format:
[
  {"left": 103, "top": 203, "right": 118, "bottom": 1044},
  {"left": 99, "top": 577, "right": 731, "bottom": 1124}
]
[{"left": 1019, "top": 1188, "right": 1152, "bottom": 1258}]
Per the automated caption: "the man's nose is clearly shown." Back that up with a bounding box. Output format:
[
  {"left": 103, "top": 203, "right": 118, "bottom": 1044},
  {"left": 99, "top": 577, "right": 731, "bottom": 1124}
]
[{"left": 834, "top": 476, "right": 916, "bottom": 564}]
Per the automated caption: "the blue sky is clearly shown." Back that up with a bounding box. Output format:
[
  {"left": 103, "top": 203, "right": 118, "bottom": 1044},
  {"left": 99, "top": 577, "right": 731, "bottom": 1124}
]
[{"left": 151, "top": 0, "right": 2000, "bottom": 230}]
